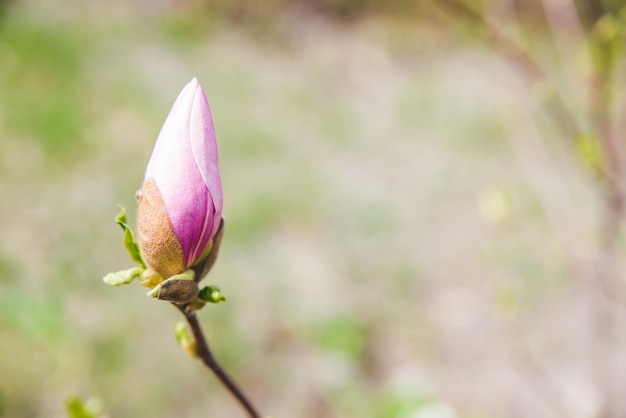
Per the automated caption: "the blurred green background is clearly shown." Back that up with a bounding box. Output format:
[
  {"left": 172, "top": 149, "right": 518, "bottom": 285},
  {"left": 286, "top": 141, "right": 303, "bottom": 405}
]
[{"left": 0, "top": 0, "right": 624, "bottom": 417}]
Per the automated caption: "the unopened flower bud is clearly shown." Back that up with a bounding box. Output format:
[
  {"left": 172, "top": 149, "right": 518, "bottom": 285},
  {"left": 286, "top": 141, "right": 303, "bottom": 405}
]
[{"left": 137, "top": 78, "right": 223, "bottom": 279}]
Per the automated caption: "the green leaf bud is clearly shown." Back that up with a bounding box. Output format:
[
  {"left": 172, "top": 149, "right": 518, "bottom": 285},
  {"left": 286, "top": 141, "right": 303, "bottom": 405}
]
[
  {"left": 174, "top": 321, "right": 197, "bottom": 358},
  {"left": 102, "top": 267, "right": 143, "bottom": 286},
  {"left": 198, "top": 285, "right": 226, "bottom": 303},
  {"left": 115, "top": 205, "right": 146, "bottom": 268}
]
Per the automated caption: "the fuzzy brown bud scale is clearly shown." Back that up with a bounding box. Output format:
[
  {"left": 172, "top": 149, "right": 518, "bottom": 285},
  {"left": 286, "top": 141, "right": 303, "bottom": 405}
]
[{"left": 136, "top": 178, "right": 186, "bottom": 278}]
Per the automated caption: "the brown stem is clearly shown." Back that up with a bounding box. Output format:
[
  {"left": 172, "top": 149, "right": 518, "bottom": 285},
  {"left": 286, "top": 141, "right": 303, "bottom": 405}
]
[{"left": 175, "top": 304, "right": 263, "bottom": 418}]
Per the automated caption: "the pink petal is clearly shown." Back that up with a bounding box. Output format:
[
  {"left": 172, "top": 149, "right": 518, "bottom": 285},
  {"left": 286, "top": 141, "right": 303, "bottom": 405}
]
[
  {"left": 144, "top": 78, "right": 222, "bottom": 267},
  {"left": 189, "top": 79, "right": 223, "bottom": 239}
]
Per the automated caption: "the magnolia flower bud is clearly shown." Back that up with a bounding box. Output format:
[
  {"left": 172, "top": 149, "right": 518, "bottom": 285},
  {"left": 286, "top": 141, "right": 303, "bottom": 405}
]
[{"left": 137, "top": 78, "right": 223, "bottom": 279}]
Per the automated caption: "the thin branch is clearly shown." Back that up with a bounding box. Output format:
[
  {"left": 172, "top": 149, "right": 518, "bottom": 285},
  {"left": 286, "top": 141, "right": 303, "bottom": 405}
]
[
  {"left": 590, "top": 39, "right": 625, "bottom": 255},
  {"left": 175, "top": 304, "right": 263, "bottom": 418},
  {"left": 585, "top": 10, "right": 625, "bottom": 418}
]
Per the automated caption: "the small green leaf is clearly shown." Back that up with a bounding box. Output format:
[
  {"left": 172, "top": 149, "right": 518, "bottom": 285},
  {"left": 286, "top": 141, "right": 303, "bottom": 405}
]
[
  {"left": 175, "top": 321, "right": 192, "bottom": 346},
  {"left": 65, "top": 396, "right": 103, "bottom": 418},
  {"left": 147, "top": 285, "right": 160, "bottom": 298},
  {"left": 174, "top": 321, "right": 197, "bottom": 358},
  {"left": 575, "top": 134, "right": 602, "bottom": 175},
  {"left": 102, "top": 267, "right": 143, "bottom": 286},
  {"left": 171, "top": 269, "right": 195, "bottom": 281},
  {"left": 198, "top": 285, "right": 226, "bottom": 303},
  {"left": 592, "top": 14, "right": 620, "bottom": 44},
  {"left": 115, "top": 205, "right": 146, "bottom": 268}
]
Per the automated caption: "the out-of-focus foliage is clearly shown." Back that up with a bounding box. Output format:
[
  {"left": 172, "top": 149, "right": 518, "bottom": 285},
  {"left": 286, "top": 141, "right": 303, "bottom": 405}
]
[
  {"left": 0, "top": 21, "right": 89, "bottom": 159},
  {"left": 65, "top": 397, "right": 104, "bottom": 418},
  {"left": 0, "top": 1, "right": 623, "bottom": 418}
]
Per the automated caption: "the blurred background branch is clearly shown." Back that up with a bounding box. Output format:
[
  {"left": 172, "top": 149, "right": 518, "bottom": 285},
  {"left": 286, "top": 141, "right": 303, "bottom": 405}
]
[{"left": 440, "top": 1, "right": 625, "bottom": 417}]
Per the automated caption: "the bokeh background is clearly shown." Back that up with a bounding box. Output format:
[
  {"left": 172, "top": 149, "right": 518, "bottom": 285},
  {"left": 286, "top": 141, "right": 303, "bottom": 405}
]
[{"left": 0, "top": 1, "right": 624, "bottom": 417}]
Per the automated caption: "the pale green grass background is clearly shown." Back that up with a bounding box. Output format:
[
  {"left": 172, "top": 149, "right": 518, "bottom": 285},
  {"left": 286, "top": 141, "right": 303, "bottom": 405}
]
[{"left": 0, "top": 1, "right": 624, "bottom": 417}]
